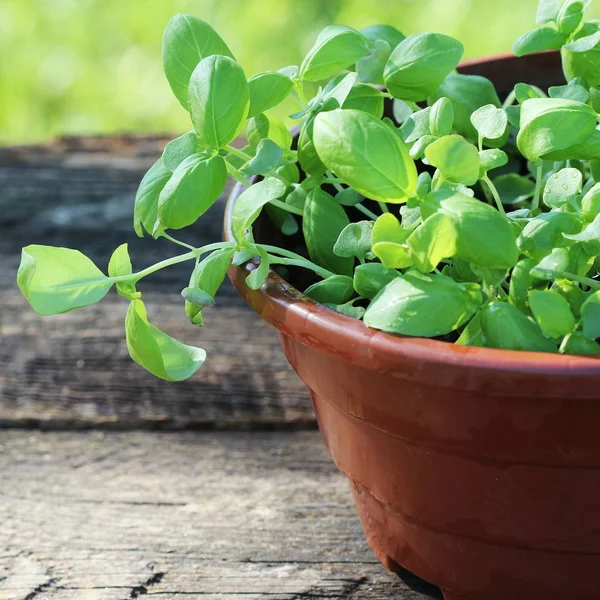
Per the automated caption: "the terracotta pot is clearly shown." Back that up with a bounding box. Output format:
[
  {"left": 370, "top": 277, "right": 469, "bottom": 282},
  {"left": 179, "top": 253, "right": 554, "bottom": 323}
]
[{"left": 224, "top": 52, "right": 600, "bottom": 600}]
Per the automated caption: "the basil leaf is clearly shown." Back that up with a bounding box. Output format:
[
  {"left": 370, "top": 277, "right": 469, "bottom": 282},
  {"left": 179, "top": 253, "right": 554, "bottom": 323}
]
[
  {"left": 480, "top": 301, "right": 557, "bottom": 353},
  {"left": 360, "top": 24, "right": 405, "bottom": 49},
  {"left": 300, "top": 25, "right": 369, "bottom": 82},
  {"left": 126, "top": 299, "right": 206, "bottom": 381},
  {"left": 563, "top": 332, "right": 600, "bottom": 355},
  {"left": 133, "top": 158, "right": 172, "bottom": 237},
  {"left": 517, "top": 98, "right": 598, "bottom": 162},
  {"left": 401, "top": 106, "right": 432, "bottom": 143},
  {"left": 456, "top": 312, "right": 485, "bottom": 347},
  {"left": 393, "top": 99, "right": 416, "bottom": 125},
  {"left": 470, "top": 104, "right": 508, "bottom": 141},
  {"left": 424, "top": 135, "right": 480, "bottom": 186},
  {"left": 241, "top": 138, "right": 282, "bottom": 177},
  {"left": 185, "top": 247, "right": 234, "bottom": 326},
  {"left": 325, "top": 299, "right": 366, "bottom": 319},
  {"left": 18, "top": 245, "right": 113, "bottom": 316},
  {"left": 565, "top": 30, "right": 600, "bottom": 53},
  {"left": 429, "top": 98, "right": 454, "bottom": 137},
  {"left": 543, "top": 167, "right": 583, "bottom": 208},
  {"left": 541, "top": 128, "right": 600, "bottom": 162},
  {"left": 562, "top": 22, "right": 600, "bottom": 86},
  {"left": 427, "top": 190, "right": 519, "bottom": 269},
  {"left": 582, "top": 183, "right": 600, "bottom": 221},
  {"left": 493, "top": 173, "right": 535, "bottom": 205},
  {"left": 515, "top": 82, "right": 547, "bottom": 103},
  {"left": 297, "top": 111, "right": 327, "bottom": 176},
  {"left": 428, "top": 74, "right": 501, "bottom": 141},
  {"left": 343, "top": 84, "right": 385, "bottom": 118},
  {"left": 157, "top": 153, "right": 227, "bottom": 231},
  {"left": 530, "top": 247, "right": 571, "bottom": 279},
  {"left": 108, "top": 243, "right": 140, "bottom": 300},
  {"left": 548, "top": 83, "right": 590, "bottom": 103},
  {"left": 384, "top": 33, "right": 464, "bottom": 102},
  {"left": 529, "top": 289, "right": 576, "bottom": 338},
  {"left": 247, "top": 113, "right": 292, "bottom": 151},
  {"left": 353, "top": 263, "right": 399, "bottom": 299},
  {"left": 246, "top": 245, "right": 270, "bottom": 290},
  {"left": 563, "top": 213, "right": 600, "bottom": 243},
  {"left": 333, "top": 221, "right": 374, "bottom": 260},
  {"left": 581, "top": 291, "right": 600, "bottom": 339},
  {"left": 247, "top": 72, "right": 293, "bottom": 118},
  {"left": 231, "top": 177, "right": 287, "bottom": 245},
  {"left": 356, "top": 39, "right": 391, "bottom": 85},
  {"left": 509, "top": 258, "right": 536, "bottom": 312},
  {"left": 557, "top": 0, "right": 585, "bottom": 36},
  {"left": 536, "top": 0, "right": 564, "bottom": 24},
  {"left": 335, "top": 187, "right": 361, "bottom": 207},
  {"left": 519, "top": 212, "right": 581, "bottom": 260},
  {"left": 303, "top": 188, "right": 354, "bottom": 276},
  {"left": 313, "top": 109, "right": 418, "bottom": 203},
  {"left": 305, "top": 275, "right": 354, "bottom": 304},
  {"left": 363, "top": 271, "right": 481, "bottom": 336},
  {"left": 479, "top": 149, "right": 508, "bottom": 173},
  {"left": 162, "top": 132, "right": 199, "bottom": 172},
  {"left": 189, "top": 55, "right": 250, "bottom": 148},
  {"left": 552, "top": 277, "right": 589, "bottom": 318},
  {"left": 512, "top": 27, "right": 566, "bottom": 57},
  {"left": 162, "top": 15, "right": 234, "bottom": 111},
  {"left": 407, "top": 212, "right": 457, "bottom": 272}
]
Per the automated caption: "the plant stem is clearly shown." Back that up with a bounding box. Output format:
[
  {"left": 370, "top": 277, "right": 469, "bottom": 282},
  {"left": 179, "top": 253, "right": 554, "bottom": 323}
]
[
  {"left": 325, "top": 170, "right": 344, "bottom": 193},
  {"left": 555, "top": 271, "right": 600, "bottom": 291},
  {"left": 355, "top": 203, "right": 379, "bottom": 220},
  {"left": 162, "top": 232, "right": 196, "bottom": 251},
  {"left": 268, "top": 256, "right": 335, "bottom": 280},
  {"left": 260, "top": 244, "right": 308, "bottom": 262},
  {"left": 225, "top": 160, "right": 252, "bottom": 187},
  {"left": 482, "top": 175, "right": 506, "bottom": 215},
  {"left": 269, "top": 198, "right": 304, "bottom": 216},
  {"left": 532, "top": 164, "right": 543, "bottom": 211},
  {"left": 502, "top": 90, "right": 516, "bottom": 109},
  {"left": 225, "top": 144, "right": 253, "bottom": 162},
  {"left": 378, "top": 201, "right": 389, "bottom": 214}
]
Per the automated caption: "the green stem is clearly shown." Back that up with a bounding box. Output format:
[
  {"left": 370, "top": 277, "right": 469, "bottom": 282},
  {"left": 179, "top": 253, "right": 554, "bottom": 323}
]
[
  {"left": 295, "top": 79, "right": 309, "bottom": 108},
  {"left": 326, "top": 170, "right": 344, "bottom": 193},
  {"left": 225, "top": 160, "right": 251, "bottom": 187},
  {"left": 555, "top": 271, "right": 600, "bottom": 291},
  {"left": 260, "top": 245, "right": 308, "bottom": 262},
  {"left": 502, "top": 90, "right": 516, "bottom": 109},
  {"left": 225, "top": 144, "right": 253, "bottom": 162},
  {"left": 355, "top": 203, "right": 379, "bottom": 221},
  {"left": 162, "top": 232, "right": 196, "bottom": 251},
  {"left": 268, "top": 256, "right": 335, "bottom": 280},
  {"left": 482, "top": 175, "right": 506, "bottom": 215},
  {"left": 378, "top": 201, "right": 389, "bottom": 214},
  {"left": 532, "top": 164, "right": 543, "bottom": 211},
  {"left": 270, "top": 198, "right": 304, "bottom": 216}
]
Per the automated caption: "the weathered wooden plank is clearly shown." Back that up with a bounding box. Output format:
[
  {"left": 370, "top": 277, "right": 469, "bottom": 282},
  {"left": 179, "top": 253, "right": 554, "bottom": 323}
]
[
  {"left": 0, "top": 137, "right": 311, "bottom": 428},
  {"left": 0, "top": 430, "right": 436, "bottom": 599}
]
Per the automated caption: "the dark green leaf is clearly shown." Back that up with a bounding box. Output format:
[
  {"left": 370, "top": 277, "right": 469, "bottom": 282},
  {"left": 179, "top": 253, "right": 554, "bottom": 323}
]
[
  {"left": 241, "top": 138, "right": 282, "bottom": 176},
  {"left": 563, "top": 331, "right": 600, "bottom": 355},
  {"left": 246, "top": 245, "right": 270, "bottom": 290},
  {"left": 353, "top": 263, "right": 399, "bottom": 299},
  {"left": 581, "top": 291, "right": 600, "bottom": 339},
  {"left": 519, "top": 212, "right": 581, "bottom": 259},
  {"left": 333, "top": 221, "right": 374, "bottom": 260},
  {"left": 305, "top": 275, "right": 354, "bottom": 304},
  {"left": 492, "top": 173, "right": 535, "bottom": 204},
  {"left": 509, "top": 258, "right": 536, "bottom": 312}
]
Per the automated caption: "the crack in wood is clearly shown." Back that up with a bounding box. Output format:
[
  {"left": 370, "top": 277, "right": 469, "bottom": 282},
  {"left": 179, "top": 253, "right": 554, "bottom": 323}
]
[
  {"left": 127, "top": 571, "right": 165, "bottom": 598},
  {"left": 289, "top": 576, "right": 368, "bottom": 599},
  {"left": 23, "top": 576, "right": 58, "bottom": 600}
]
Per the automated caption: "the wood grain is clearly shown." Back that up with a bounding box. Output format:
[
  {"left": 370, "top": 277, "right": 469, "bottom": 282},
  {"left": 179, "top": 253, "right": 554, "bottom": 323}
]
[
  {"left": 0, "top": 430, "right": 437, "bottom": 600},
  {"left": 0, "top": 136, "right": 311, "bottom": 429}
]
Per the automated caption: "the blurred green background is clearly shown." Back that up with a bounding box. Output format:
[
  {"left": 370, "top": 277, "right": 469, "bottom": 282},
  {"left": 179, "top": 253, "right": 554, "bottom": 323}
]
[{"left": 1, "top": 0, "right": 599, "bottom": 145}]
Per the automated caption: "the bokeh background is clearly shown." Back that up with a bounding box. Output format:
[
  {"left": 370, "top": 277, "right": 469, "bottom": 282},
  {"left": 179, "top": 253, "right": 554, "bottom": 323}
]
[{"left": 2, "top": 0, "right": 599, "bottom": 145}]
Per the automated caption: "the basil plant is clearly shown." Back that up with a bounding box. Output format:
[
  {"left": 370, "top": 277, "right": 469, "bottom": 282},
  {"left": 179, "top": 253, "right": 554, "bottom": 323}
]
[{"left": 18, "top": 0, "right": 600, "bottom": 380}]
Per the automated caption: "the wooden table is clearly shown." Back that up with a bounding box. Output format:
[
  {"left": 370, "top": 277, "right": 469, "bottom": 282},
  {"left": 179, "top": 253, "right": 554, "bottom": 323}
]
[{"left": 0, "top": 137, "right": 436, "bottom": 599}]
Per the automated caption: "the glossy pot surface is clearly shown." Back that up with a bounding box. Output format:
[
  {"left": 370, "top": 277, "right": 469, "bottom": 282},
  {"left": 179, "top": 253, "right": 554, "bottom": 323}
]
[{"left": 224, "top": 51, "right": 600, "bottom": 600}]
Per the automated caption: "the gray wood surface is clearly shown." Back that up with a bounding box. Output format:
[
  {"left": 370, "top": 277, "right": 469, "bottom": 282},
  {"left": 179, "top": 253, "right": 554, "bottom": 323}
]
[
  {"left": 0, "top": 136, "right": 310, "bottom": 429},
  {"left": 0, "top": 430, "right": 435, "bottom": 600}
]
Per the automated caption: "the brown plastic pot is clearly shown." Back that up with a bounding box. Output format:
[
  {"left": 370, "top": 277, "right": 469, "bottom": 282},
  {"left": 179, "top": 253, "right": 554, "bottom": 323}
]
[{"left": 224, "top": 52, "right": 600, "bottom": 600}]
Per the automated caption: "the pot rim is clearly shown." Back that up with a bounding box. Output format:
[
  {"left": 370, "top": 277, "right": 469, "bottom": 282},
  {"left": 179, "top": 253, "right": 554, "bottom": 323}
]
[{"left": 223, "top": 52, "right": 600, "bottom": 378}]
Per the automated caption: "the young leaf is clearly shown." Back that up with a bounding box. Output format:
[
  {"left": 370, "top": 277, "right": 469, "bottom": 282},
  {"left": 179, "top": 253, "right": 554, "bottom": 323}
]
[
  {"left": 581, "top": 291, "right": 600, "bottom": 339},
  {"left": 384, "top": 33, "right": 464, "bottom": 102},
  {"left": 246, "top": 245, "right": 270, "bottom": 290},
  {"left": 512, "top": 27, "right": 566, "bottom": 57},
  {"left": 548, "top": 83, "right": 590, "bottom": 103},
  {"left": 557, "top": 0, "right": 585, "bottom": 36},
  {"left": 424, "top": 135, "right": 480, "bottom": 186},
  {"left": 563, "top": 332, "right": 600, "bottom": 355},
  {"left": 18, "top": 246, "right": 113, "bottom": 316},
  {"left": 297, "top": 111, "right": 327, "bottom": 177},
  {"left": 324, "top": 299, "right": 366, "bottom": 319},
  {"left": 562, "top": 22, "right": 600, "bottom": 87},
  {"left": 429, "top": 97, "right": 454, "bottom": 137},
  {"left": 515, "top": 82, "right": 547, "bottom": 103},
  {"left": 247, "top": 72, "right": 293, "bottom": 118},
  {"left": 479, "top": 149, "right": 508, "bottom": 173},
  {"left": 536, "top": 0, "right": 564, "bottom": 24},
  {"left": 470, "top": 104, "right": 508, "bottom": 141},
  {"left": 528, "top": 289, "right": 576, "bottom": 338},
  {"left": 565, "top": 30, "right": 600, "bottom": 53},
  {"left": 157, "top": 153, "right": 227, "bottom": 231},
  {"left": 343, "top": 85, "right": 385, "bottom": 118},
  {"left": 519, "top": 212, "right": 581, "bottom": 260},
  {"left": 305, "top": 275, "right": 354, "bottom": 304},
  {"left": 247, "top": 113, "right": 292, "bottom": 151},
  {"left": 303, "top": 189, "right": 354, "bottom": 276},
  {"left": 133, "top": 158, "right": 172, "bottom": 237},
  {"left": 313, "top": 109, "right": 418, "bottom": 203},
  {"left": 517, "top": 98, "right": 598, "bottom": 162},
  {"left": 240, "top": 139, "right": 282, "bottom": 177},
  {"left": 371, "top": 213, "right": 413, "bottom": 268},
  {"left": 543, "top": 167, "right": 583, "bottom": 208},
  {"left": 185, "top": 247, "right": 235, "bottom": 326},
  {"left": 530, "top": 247, "right": 571, "bottom": 279},
  {"left": 231, "top": 177, "right": 287, "bottom": 245},
  {"left": 407, "top": 212, "right": 457, "bottom": 272},
  {"left": 582, "top": 183, "right": 600, "bottom": 221},
  {"left": 162, "top": 15, "right": 234, "bottom": 111},
  {"left": 363, "top": 271, "right": 481, "bottom": 337},
  {"left": 552, "top": 277, "right": 589, "bottom": 317},
  {"left": 108, "top": 244, "right": 140, "bottom": 300},
  {"left": 333, "top": 221, "right": 374, "bottom": 260},
  {"left": 509, "top": 258, "right": 537, "bottom": 312},
  {"left": 299, "top": 25, "right": 369, "bottom": 82},
  {"left": 181, "top": 288, "right": 215, "bottom": 309},
  {"left": 428, "top": 74, "right": 501, "bottom": 141},
  {"left": 393, "top": 99, "right": 416, "bottom": 125},
  {"left": 360, "top": 24, "right": 405, "bottom": 49},
  {"left": 480, "top": 301, "right": 557, "bottom": 352},
  {"left": 356, "top": 39, "right": 391, "bottom": 84},
  {"left": 126, "top": 298, "right": 206, "bottom": 381},
  {"left": 189, "top": 55, "right": 250, "bottom": 149},
  {"left": 353, "top": 263, "right": 399, "bottom": 299},
  {"left": 563, "top": 213, "right": 600, "bottom": 242},
  {"left": 162, "top": 132, "right": 199, "bottom": 172}
]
